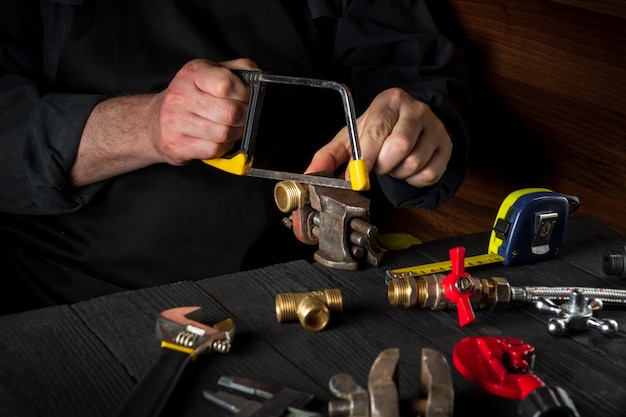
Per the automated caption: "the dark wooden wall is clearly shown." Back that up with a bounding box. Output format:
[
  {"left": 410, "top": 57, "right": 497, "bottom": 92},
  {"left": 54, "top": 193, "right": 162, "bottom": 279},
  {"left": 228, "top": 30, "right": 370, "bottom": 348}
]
[{"left": 379, "top": 0, "right": 626, "bottom": 242}]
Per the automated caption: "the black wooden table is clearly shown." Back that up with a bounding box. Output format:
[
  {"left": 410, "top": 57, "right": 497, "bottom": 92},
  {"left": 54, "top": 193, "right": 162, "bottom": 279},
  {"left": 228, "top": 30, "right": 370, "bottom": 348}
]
[{"left": 1, "top": 216, "right": 625, "bottom": 417}]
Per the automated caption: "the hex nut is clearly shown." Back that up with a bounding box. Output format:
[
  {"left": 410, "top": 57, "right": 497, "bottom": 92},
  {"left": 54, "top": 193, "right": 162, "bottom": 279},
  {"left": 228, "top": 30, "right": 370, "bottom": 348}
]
[{"left": 490, "top": 277, "right": 511, "bottom": 310}]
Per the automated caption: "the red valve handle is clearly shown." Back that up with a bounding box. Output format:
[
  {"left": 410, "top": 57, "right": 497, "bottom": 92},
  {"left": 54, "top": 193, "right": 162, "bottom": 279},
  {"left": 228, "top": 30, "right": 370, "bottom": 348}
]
[{"left": 441, "top": 246, "right": 476, "bottom": 326}]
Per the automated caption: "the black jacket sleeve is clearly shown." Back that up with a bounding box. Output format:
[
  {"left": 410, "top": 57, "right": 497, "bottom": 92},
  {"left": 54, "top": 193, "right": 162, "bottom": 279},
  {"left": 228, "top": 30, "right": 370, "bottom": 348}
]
[
  {"left": 0, "top": 0, "right": 105, "bottom": 215},
  {"left": 335, "top": 0, "right": 470, "bottom": 210},
  {"left": 0, "top": 0, "right": 470, "bottom": 215}
]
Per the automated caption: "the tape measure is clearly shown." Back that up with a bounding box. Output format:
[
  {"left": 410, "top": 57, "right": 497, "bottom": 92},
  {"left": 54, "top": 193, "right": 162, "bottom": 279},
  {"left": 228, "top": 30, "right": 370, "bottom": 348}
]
[
  {"left": 386, "top": 252, "right": 505, "bottom": 278},
  {"left": 386, "top": 188, "right": 579, "bottom": 280}
]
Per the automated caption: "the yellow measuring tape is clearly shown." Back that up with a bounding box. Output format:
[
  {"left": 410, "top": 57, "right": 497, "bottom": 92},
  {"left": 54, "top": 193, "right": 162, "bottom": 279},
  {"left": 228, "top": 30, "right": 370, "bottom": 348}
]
[
  {"left": 386, "top": 253, "right": 505, "bottom": 279},
  {"left": 385, "top": 187, "right": 575, "bottom": 281}
]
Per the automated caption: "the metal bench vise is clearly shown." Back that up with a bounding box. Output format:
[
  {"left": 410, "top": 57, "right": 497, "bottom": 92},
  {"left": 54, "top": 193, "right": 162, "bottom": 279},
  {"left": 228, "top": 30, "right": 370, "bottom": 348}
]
[{"left": 275, "top": 180, "right": 383, "bottom": 271}]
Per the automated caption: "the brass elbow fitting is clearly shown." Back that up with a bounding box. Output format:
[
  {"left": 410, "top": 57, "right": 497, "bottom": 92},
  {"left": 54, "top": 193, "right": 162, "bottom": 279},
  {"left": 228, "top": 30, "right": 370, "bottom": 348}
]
[
  {"left": 275, "top": 289, "right": 343, "bottom": 331},
  {"left": 387, "top": 274, "right": 512, "bottom": 312}
]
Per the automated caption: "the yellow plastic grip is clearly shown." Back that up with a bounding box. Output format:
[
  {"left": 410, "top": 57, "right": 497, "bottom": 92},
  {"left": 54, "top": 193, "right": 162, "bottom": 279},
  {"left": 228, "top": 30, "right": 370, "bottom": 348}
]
[
  {"left": 202, "top": 152, "right": 252, "bottom": 176},
  {"left": 348, "top": 159, "right": 370, "bottom": 191}
]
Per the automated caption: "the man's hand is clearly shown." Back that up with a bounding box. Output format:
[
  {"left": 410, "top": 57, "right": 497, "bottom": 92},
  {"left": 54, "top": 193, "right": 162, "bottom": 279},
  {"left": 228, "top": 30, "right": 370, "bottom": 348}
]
[
  {"left": 147, "top": 58, "right": 257, "bottom": 165},
  {"left": 70, "top": 58, "right": 258, "bottom": 187},
  {"left": 305, "top": 88, "right": 452, "bottom": 188}
]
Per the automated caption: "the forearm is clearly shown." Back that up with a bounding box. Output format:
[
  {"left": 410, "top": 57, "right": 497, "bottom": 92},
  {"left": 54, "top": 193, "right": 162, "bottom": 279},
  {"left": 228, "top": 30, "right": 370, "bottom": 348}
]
[{"left": 70, "top": 94, "right": 161, "bottom": 187}]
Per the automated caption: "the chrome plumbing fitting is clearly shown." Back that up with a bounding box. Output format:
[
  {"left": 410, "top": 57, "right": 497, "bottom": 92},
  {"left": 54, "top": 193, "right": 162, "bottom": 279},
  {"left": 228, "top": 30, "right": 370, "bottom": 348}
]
[{"left": 535, "top": 289, "right": 619, "bottom": 337}]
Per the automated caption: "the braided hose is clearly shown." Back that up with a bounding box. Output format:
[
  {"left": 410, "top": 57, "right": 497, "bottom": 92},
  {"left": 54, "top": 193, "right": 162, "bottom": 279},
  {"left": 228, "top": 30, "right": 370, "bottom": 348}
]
[{"left": 512, "top": 286, "right": 626, "bottom": 306}]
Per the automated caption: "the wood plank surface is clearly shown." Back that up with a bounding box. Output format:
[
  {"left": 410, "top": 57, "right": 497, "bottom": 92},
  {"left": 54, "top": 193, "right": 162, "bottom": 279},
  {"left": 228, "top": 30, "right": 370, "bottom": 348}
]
[{"left": 1, "top": 217, "right": 625, "bottom": 417}]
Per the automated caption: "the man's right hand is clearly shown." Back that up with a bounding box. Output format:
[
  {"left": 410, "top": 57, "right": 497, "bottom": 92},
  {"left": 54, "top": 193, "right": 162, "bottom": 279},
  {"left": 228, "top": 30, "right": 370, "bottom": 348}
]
[{"left": 70, "top": 58, "right": 259, "bottom": 187}]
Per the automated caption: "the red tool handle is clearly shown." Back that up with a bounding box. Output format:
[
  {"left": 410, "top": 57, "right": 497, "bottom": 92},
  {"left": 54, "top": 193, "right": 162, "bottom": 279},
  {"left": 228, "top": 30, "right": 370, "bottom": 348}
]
[
  {"left": 441, "top": 246, "right": 476, "bottom": 326},
  {"left": 452, "top": 336, "right": 544, "bottom": 400},
  {"left": 453, "top": 336, "right": 581, "bottom": 416}
]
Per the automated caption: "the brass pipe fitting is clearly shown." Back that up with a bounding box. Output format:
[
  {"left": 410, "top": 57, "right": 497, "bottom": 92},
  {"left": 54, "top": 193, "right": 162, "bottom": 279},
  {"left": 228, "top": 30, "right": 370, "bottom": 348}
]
[
  {"left": 275, "top": 289, "right": 343, "bottom": 331},
  {"left": 388, "top": 273, "right": 626, "bottom": 313},
  {"left": 274, "top": 180, "right": 309, "bottom": 213},
  {"left": 387, "top": 274, "right": 511, "bottom": 312}
]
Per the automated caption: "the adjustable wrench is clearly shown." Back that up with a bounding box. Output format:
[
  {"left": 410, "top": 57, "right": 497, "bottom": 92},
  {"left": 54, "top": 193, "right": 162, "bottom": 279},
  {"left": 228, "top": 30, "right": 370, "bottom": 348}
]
[{"left": 114, "top": 306, "right": 235, "bottom": 417}]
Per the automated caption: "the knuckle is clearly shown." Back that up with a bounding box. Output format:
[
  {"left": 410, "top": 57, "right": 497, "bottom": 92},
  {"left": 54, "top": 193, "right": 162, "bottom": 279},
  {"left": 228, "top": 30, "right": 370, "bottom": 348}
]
[
  {"left": 161, "top": 87, "right": 186, "bottom": 113},
  {"left": 224, "top": 101, "right": 247, "bottom": 125},
  {"left": 211, "top": 123, "right": 242, "bottom": 145},
  {"left": 213, "top": 72, "right": 239, "bottom": 97},
  {"left": 403, "top": 154, "right": 424, "bottom": 174},
  {"left": 177, "top": 61, "right": 195, "bottom": 77},
  {"left": 381, "top": 87, "right": 405, "bottom": 102},
  {"left": 211, "top": 124, "right": 231, "bottom": 143},
  {"left": 418, "top": 166, "right": 441, "bottom": 185}
]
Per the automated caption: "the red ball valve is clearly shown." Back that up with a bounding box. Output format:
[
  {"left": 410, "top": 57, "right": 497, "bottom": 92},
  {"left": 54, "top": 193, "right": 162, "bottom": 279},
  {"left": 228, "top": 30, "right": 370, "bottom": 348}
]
[{"left": 441, "top": 246, "right": 477, "bottom": 326}]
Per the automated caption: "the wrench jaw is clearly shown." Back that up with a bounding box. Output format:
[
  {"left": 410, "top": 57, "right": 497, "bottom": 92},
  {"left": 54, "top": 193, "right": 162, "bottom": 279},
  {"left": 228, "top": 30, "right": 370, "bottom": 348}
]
[
  {"left": 413, "top": 348, "right": 454, "bottom": 417},
  {"left": 328, "top": 348, "right": 454, "bottom": 417},
  {"left": 367, "top": 348, "right": 400, "bottom": 417},
  {"left": 328, "top": 348, "right": 400, "bottom": 417},
  {"left": 157, "top": 306, "right": 235, "bottom": 358}
]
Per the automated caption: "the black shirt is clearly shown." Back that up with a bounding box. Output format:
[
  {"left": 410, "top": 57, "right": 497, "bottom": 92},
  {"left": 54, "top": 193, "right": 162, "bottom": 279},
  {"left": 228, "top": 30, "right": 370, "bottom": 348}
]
[{"left": 0, "top": 0, "right": 470, "bottom": 310}]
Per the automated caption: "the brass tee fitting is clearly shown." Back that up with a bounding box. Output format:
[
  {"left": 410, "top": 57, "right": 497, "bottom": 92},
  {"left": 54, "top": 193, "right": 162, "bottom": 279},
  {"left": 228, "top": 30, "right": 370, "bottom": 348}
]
[{"left": 275, "top": 289, "right": 343, "bottom": 331}]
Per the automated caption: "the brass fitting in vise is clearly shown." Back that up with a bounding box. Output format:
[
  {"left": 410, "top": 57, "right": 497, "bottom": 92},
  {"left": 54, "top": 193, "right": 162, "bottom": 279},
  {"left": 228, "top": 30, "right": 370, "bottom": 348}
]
[
  {"left": 275, "top": 289, "right": 343, "bottom": 332},
  {"left": 275, "top": 180, "right": 383, "bottom": 271}
]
